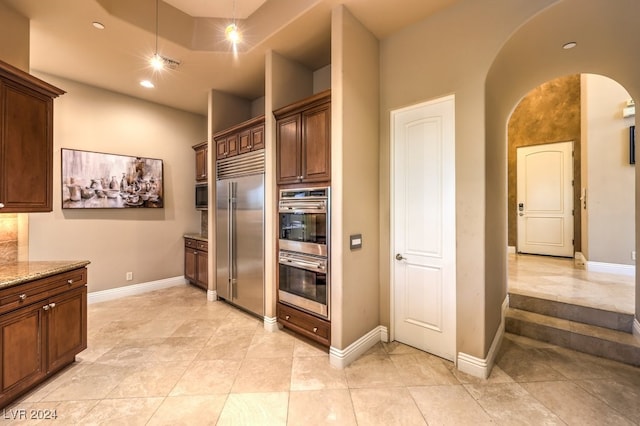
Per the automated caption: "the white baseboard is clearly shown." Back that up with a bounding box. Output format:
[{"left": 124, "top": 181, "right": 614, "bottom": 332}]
[
  {"left": 329, "top": 325, "right": 387, "bottom": 369},
  {"left": 380, "top": 326, "right": 389, "bottom": 343},
  {"left": 263, "top": 316, "right": 279, "bottom": 332},
  {"left": 207, "top": 289, "right": 217, "bottom": 301},
  {"left": 585, "top": 261, "right": 635, "bottom": 277},
  {"left": 88, "top": 276, "right": 187, "bottom": 304},
  {"left": 457, "top": 296, "right": 507, "bottom": 379},
  {"left": 634, "top": 318, "right": 640, "bottom": 338},
  {"left": 507, "top": 246, "right": 516, "bottom": 254}
]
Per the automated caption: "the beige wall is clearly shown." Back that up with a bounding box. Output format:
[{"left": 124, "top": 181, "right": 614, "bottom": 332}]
[
  {"left": 28, "top": 73, "right": 206, "bottom": 293},
  {"left": 583, "top": 74, "right": 635, "bottom": 265},
  {"left": 507, "top": 75, "right": 582, "bottom": 251},
  {"left": 380, "top": 0, "right": 556, "bottom": 359},
  {"left": 331, "top": 6, "right": 380, "bottom": 348},
  {"left": 0, "top": 1, "right": 29, "bottom": 71}
]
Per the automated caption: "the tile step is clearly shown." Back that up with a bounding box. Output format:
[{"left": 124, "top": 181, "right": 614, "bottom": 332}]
[
  {"left": 508, "top": 292, "right": 634, "bottom": 333},
  {"left": 505, "top": 307, "right": 640, "bottom": 367}
]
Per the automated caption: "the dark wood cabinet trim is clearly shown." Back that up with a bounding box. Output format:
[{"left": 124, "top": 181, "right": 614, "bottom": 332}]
[{"left": 273, "top": 90, "right": 330, "bottom": 119}]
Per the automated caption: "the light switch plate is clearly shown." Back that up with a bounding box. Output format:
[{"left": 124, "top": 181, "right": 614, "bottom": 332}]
[{"left": 350, "top": 234, "right": 362, "bottom": 250}]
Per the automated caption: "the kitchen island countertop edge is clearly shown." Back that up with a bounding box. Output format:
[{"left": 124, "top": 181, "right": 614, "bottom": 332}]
[{"left": 0, "top": 260, "right": 91, "bottom": 289}]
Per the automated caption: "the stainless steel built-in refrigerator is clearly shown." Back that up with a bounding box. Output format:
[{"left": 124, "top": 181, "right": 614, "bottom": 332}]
[{"left": 216, "top": 151, "right": 265, "bottom": 317}]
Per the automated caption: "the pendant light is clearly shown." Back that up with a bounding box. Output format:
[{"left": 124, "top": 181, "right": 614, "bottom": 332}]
[
  {"left": 225, "top": 0, "right": 241, "bottom": 51},
  {"left": 150, "top": 0, "right": 164, "bottom": 70}
]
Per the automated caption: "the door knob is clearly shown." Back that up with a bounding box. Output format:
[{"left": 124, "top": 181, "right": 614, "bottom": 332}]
[{"left": 395, "top": 253, "right": 405, "bottom": 261}]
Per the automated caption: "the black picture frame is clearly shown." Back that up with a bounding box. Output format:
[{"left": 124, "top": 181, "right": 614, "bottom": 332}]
[
  {"left": 630, "top": 125, "right": 636, "bottom": 165},
  {"left": 61, "top": 148, "right": 164, "bottom": 209}
]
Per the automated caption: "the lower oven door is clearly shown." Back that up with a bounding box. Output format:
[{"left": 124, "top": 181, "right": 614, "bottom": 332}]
[{"left": 278, "top": 251, "right": 328, "bottom": 319}]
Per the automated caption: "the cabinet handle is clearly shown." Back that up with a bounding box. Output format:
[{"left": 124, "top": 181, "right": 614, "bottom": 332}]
[
  {"left": 67, "top": 279, "right": 74, "bottom": 285},
  {"left": 43, "top": 305, "right": 49, "bottom": 311},
  {"left": 313, "top": 327, "right": 318, "bottom": 333},
  {"left": 0, "top": 202, "right": 4, "bottom": 208},
  {"left": 194, "top": 251, "right": 198, "bottom": 255},
  {"left": 49, "top": 303, "right": 56, "bottom": 309},
  {"left": 18, "top": 294, "right": 27, "bottom": 301},
  {"left": 285, "top": 315, "right": 290, "bottom": 320}
]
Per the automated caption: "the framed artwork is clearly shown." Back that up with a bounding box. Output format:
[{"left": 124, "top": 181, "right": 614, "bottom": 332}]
[{"left": 61, "top": 148, "right": 163, "bottom": 209}]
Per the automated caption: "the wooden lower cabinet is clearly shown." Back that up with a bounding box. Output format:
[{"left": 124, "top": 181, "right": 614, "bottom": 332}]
[
  {"left": 184, "top": 238, "right": 208, "bottom": 290},
  {"left": 277, "top": 302, "right": 330, "bottom": 347},
  {"left": 0, "top": 267, "right": 87, "bottom": 408}
]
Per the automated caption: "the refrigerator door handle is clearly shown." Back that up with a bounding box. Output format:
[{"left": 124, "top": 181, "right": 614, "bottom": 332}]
[
  {"left": 230, "top": 181, "right": 238, "bottom": 299},
  {"left": 228, "top": 181, "right": 233, "bottom": 299}
]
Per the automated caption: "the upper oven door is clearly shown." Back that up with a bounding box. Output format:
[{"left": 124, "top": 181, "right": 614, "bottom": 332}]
[
  {"left": 278, "top": 187, "right": 329, "bottom": 256},
  {"left": 279, "top": 208, "right": 327, "bottom": 255}
]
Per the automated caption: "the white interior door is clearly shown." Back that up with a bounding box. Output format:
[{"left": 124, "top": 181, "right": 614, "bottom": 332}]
[
  {"left": 517, "top": 141, "right": 574, "bottom": 257},
  {"left": 392, "top": 95, "right": 456, "bottom": 362}
]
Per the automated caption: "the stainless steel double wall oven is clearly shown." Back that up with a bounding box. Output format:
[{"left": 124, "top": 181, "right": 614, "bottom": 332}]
[{"left": 278, "top": 186, "right": 330, "bottom": 319}]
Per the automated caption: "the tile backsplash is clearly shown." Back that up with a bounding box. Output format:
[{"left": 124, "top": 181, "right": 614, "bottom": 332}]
[
  {"left": 201, "top": 210, "right": 208, "bottom": 236},
  {"left": 0, "top": 214, "right": 19, "bottom": 263}
]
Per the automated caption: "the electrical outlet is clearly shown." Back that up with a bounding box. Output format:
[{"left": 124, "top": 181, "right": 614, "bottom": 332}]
[
  {"left": 632, "top": 251, "right": 636, "bottom": 261},
  {"left": 126, "top": 272, "right": 133, "bottom": 281}
]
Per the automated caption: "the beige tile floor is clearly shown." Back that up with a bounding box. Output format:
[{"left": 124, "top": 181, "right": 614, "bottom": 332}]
[
  {"left": 5, "top": 284, "right": 640, "bottom": 425},
  {"left": 508, "top": 253, "right": 636, "bottom": 314}
]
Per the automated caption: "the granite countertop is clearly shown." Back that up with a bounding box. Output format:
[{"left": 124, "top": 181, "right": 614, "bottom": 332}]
[
  {"left": 0, "top": 260, "right": 91, "bottom": 290},
  {"left": 184, "top": 233, "right": 208, "bottom": 242}
]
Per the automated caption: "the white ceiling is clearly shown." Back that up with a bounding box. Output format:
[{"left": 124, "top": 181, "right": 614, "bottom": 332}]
[
  {"left": 164, "top": 0, "right": 267, "bottom": 19},
  {"left": 2, "top": 0, "right": 458, "bottom": 115}
]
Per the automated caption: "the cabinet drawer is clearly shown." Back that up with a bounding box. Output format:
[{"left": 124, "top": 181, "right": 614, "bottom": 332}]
[
  {"left": 196, "top": 241, "right": 208, "bottom": 252},
  {"left": 277, "top": 302, "right": 330, "bottom": 345},
  {"left": 0, "top": 268, "right": 87, "bottom": 316},
  {"left": 185, "top": 238, "right": 196, "bottom": 249}
]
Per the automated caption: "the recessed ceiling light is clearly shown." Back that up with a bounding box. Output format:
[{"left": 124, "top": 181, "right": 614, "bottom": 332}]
[
  {"left": 92, "top": 21, "right": 105, "bottom": 30},
  {"left": 140, "top": 80, "right": 155, "bottom": 89},
  {"left": 562, "top": 41, "right": 577, "bottom": 50}
]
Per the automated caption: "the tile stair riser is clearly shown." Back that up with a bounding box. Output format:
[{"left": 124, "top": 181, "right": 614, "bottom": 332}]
[
  {"left": 505, "top": 314, "right": 640, "bottom": 367},
  {"left": 508, "top": 293, "right": 634, "bottom": 333}
]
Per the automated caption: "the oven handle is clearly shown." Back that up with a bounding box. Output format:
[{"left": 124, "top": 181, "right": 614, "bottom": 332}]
[
  {"left": 278, "top": 200, "right": 327, "bottom": 213},
  {"left": 279, "top": 256, "right": 327, "bottom": 273}
]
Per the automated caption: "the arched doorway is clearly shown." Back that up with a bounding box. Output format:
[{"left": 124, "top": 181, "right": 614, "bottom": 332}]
[
  {"left": 485, "top": 0, "right": 640, "bottom": 359},
  {"left": 506, "top": 74, "right": 635, "bottom": 322}
]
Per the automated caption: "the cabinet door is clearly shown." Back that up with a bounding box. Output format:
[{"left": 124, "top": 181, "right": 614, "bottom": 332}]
[
  {"left": 0, "top": 82, "right": 53, "bottom": 212},
  {"left": 0, "top": 303, "right": 45, "bottom": 397},
  {"left": 195, "top": 146, "right": 207, "bottom": 182},
  {"left": 185, "top": 247, "right": 197, "bottom": 283},
  {"left": 46, "top": 286, "right": 87, "bottom": 373},
  {"left": 301, "top": 103, "right": 331, "bottom": 183},
  {"left": 251, "top": 125, "right": 265, "bottom": 151},
  {"left": 195, "top": 250, "right": 208, "bottom": 290},
  {"left": 215, "top": 138, "right": 227, "bottom": 160},
  {"left": 238, "top": 130, "right": 251, "bottom": 155},
  {"left": 226, "top": 134, "right": 239, "bottom": 157},
  {"left": 276, "top": 115, "right": 302, "bottom": 184}
]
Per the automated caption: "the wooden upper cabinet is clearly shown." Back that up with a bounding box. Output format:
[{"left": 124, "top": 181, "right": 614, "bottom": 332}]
[
  {"left": 193, "top": 142, "right": 207, "bottom": 182},
  {"left": 302, "top": 103, "right": 331, "bottom": 183},
  {"left": 276, "top": 115, "right": 302, "bottom": 184},
  {"left": 0, "top": 60, "right": 65, "bottom": 213},
  {"left": 213, "top": 115, "right": 265, "bottom": 161},
  {"left": 251, "top": 125, "right": 265, "bottom": 151},
  {"left": 274, "top": 90, "right": 331, "bottom": 185}
]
